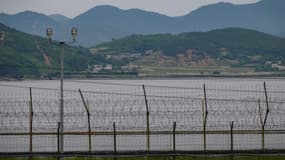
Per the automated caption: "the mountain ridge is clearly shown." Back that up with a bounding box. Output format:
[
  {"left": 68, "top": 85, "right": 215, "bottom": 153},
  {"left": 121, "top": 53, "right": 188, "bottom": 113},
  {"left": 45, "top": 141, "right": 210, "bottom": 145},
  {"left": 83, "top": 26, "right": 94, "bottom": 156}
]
[
  {"left": 0, "top": 0, "right": 284, "bottom": 46},
  {"left": 49, "top": 14, "right": 70, "bottom": 25}
]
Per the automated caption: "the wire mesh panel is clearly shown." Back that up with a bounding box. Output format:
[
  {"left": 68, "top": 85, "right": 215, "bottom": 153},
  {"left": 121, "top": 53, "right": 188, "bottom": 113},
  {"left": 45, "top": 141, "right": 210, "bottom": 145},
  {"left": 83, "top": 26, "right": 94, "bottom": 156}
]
[
  {"left": 92, "top": 134, "right": 113, "bottom": 151},
  {"left": 64, "top": 135, "right": 89, "bottom": 152},
  {"left": 0, "top": 85, "right": 30, "bottom": 134},
  {"left": 176, "top": 134, "right": 204, "bottom": 151},
  {"left": 32, "top": 135, "right": 58, "bottom": 152},
  {"left": 234, "top": 134, "right": 262, "bottom": 150},
  {"left": 265, "top": 133, "right": 285, "bottom": 150},
  {"left": 207, "top": 134, "right": 230, "bottom": 151},
  {"left": 0, "top": 135, "right": 29, "bottom": 152},
  {"left": 117, "top": 134, "right": 146, "bottom": 151}
]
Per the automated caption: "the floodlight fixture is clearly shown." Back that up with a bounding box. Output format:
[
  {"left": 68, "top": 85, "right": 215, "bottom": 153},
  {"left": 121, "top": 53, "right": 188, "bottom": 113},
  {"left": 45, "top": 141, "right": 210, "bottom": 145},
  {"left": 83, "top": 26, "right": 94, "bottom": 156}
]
[
  {"left": 71, "top": 27, "right": 78, "bottom": 42},
  {"left": 46, "top": 27, "right": 53, "bottom": 42}
]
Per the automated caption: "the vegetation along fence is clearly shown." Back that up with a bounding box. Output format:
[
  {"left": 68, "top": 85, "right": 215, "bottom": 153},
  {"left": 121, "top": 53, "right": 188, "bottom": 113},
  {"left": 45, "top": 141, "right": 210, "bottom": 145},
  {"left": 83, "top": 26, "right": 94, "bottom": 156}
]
[{"left": 0, "top": 81, "right": 285, "bottom": 157}]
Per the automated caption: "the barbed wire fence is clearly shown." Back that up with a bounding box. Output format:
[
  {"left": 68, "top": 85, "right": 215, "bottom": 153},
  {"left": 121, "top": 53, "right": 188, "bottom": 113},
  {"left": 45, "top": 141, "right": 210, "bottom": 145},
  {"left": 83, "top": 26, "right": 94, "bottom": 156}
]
[{"left": 0, "top": 81, "right": 285, "bottom": 157}]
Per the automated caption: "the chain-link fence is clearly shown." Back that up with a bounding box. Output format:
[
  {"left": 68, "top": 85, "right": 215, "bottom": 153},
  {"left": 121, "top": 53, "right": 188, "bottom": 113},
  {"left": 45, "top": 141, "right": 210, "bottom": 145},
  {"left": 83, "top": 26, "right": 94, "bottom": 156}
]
[{"left": 0, "top": 81, "right": 285, "bottom": 156}]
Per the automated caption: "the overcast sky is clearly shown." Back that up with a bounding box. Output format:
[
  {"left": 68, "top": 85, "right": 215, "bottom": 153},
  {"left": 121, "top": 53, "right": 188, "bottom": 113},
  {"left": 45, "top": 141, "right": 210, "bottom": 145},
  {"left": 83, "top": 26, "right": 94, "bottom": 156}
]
[{"left": 0, "top": 0, "right": 260, "bottom": 18}]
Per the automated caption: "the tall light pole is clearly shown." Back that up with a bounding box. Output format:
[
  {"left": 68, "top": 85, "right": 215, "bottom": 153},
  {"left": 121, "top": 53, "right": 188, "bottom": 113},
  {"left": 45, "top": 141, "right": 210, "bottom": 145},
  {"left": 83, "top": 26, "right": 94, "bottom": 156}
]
[
  {"left": 59, "top": 41, "right": 64, "bottom": 156},
  {"left": 46, "top": 27, "right": 78, "bottom": 157}
]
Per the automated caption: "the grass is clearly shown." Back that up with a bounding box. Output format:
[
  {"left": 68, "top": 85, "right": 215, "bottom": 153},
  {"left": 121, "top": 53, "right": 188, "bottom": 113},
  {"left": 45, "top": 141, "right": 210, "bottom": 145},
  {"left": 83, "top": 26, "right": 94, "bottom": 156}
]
[{"left": 1, "top": 155, "right": 285, "bottom": 160}]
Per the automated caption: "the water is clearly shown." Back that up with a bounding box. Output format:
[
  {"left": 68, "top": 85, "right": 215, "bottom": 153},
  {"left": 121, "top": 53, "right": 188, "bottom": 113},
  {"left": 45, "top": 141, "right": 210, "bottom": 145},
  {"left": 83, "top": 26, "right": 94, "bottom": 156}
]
[
  {"left": 1, "top": 78, "right": 285, "bottom": 90},
  {"left": 0, "top": 78, "right": 285, "bottom": 152}
]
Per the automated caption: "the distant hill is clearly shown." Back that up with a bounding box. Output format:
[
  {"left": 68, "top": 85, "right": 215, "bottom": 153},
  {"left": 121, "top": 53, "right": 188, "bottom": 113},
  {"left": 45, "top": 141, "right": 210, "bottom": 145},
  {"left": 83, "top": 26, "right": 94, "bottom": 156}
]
[
  {"left": 0, "top": 23, "right": 92, "bottom": 78},
  {"left": 69, "top": 5, "right": 175, "bottom": 47},
  {"left": 0, "top": 0, "right": 284, "bottom": 47},
  {"left": 95, "top": 28, "right": 285, "bottom": 71},
  {"left": 49, "top": 14, "right": 70, "bottom": 25},
  {"left": 181, "top": 0, "right": 285, "bottom": 34},
  {"left": 0, "top": 11, "right": 66, "bottom": 40},
  {"left": 69, "top": 0, "right": 285, "bottom": 46},
  {"left": 1, "top": 22, "right": 284, "bottom": 77}
]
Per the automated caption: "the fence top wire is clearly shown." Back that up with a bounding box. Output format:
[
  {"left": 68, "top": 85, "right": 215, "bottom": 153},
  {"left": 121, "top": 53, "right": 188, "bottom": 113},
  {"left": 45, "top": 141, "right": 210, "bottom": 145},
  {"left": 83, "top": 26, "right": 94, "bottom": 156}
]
[{"left": 0, "top": 82, "right": 284, "bottom": 102}]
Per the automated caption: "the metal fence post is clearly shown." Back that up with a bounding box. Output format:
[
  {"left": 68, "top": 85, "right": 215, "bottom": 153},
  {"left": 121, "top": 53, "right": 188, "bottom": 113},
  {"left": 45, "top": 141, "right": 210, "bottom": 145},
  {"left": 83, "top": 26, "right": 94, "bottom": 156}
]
[
  {"left": 143, "top": 85, "right": 150, "bottom": 152},
  {"left": 201, "top": 99, "right": 205, "bottom": 152},
  {"left": 57, "top": 122, "right": 61, "bottom": 160},
  {"left": 86, "top": 99, "right": 92, "bottom": 152},
  {"left": 59, "top": 42, "right": 65, "bottom": 157},
  {"left": 113, "top": 122, "right": 117, "bottom": 160},
  {"left": 203, "top": 84, "right": 208, "bottom": 152},
  {"left": 79, "top": 89, "right": 92, "bottom": 152},
  {"left": 29, "top": 88, "right": 33, "bottom": 160},
  {"left": 261, "top": 125, "right": 265, "bottom": 151},
  {"left": 230, "top": 121, "right": 234, "bottom": 157},
  {"left": 258, "top": 99, "right": 265, "bottom": 150},
  {"left": 262, "top": 82, "right": 270, "bottom": 150},
  {"left": 172, "top": 121, "right": 177, "bottom": 160},
  {"left": 263, "top": 82, "right": 270, "bottom": 126},
  {"left": 173, "top": 121, "right": 176, "bottom": 153}
]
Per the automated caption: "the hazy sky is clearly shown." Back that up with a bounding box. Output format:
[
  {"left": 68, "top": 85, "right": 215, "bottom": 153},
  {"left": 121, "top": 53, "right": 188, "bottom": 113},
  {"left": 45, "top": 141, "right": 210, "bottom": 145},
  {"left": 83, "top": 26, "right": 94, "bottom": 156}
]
[{"left": 0, "top": 0, "right": 260, "bottom": 18}]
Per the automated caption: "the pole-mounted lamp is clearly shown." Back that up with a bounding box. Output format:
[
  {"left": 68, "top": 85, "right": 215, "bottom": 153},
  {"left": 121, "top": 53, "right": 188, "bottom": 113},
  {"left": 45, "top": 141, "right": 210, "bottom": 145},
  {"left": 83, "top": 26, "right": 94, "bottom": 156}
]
[
  {"left": 46, "top": 27, "right": 53, "bottom": 43},
  {"left": 71, "top": 27, "right": 78, "bottom": 42},
  {"left": 0, "top": 31, "right": 5, "bottom": 47},
  {"left": 45, "top": 27, "right": 77, "bottom": 157}
]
